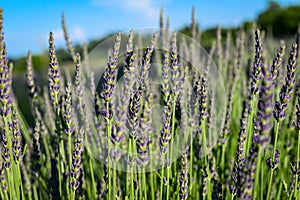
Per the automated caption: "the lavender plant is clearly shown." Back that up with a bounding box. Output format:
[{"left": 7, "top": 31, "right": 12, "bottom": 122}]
[{"left": 0, "top": 6, "right": 300, "bottom": 200}]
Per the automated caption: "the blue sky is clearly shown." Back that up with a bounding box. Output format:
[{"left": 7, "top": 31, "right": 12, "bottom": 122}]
[{"left": 1, "top": 0, "right": 299, "bottom": 58}]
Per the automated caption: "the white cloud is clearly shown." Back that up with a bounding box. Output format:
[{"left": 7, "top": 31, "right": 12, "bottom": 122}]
[
  {"left": 48, "top": 26, "right": 85, "bottom": 43},
  {"left": 52, "top": 29, "right": 64, "bottom": 41},
  {"left": 71, "top": 26, "right": 86, "bottom": 42},
  {"left": 38, "top": 26, "right": 86, "bottom": 52},
  {"left": 92, "top": 0, "right": 159, "bottom": 19}
]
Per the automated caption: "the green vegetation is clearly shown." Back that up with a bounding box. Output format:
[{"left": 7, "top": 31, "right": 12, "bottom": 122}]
[{"left": 0, "top": 2, "right": 300, "bottom": 200}]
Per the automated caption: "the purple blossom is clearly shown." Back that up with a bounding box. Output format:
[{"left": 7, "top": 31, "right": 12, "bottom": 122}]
[
  {"left": 32, "top": 120, "right": 41, "bottom": 176},
  {"left": 250, "top": 29, "right": 263, "bottom": 96},
  {"left": 274, "top": 44, "right": 298, "bottom": 122},
  {"left": 127, "top": 88, "right": 142, "bottom": 139},
  {"left": 179, "top": 150, "right": 189, "bottom": 200},
  {"left": 26, "top": 51, "right": 38, "bottom": 99},
  {"left": 266, "top": 150, "right": 280, "bottom": 169},
  {"left": 170, "top": 31, "right": 180, "bottom": 97},
  {"left": 12, "top": 106, "right": 22, "bottom": 162},
  {"left": 70, "top": 128, "right": 84, "bottom": 191},
  {"left": 100, "top": 32, "right": 121, "bottom": 119},
  {"left": 48, "top": 32, "right": 61, "bottom": 111},
  {"left": 63, "top": 81, "right": 74, "bottom": 136}
]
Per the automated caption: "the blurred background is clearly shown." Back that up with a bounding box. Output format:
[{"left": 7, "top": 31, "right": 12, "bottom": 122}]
[
  {"left": 1, "top": 0, "right": 300, "bottom": 67},
  {"left": 0, "top": 0, "right": 300, "bottom": 124}
]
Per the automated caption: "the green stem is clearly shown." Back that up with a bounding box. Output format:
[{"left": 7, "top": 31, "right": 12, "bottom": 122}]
[
  {"left": 220, "top": 144, "right": 226, "bottom": 181},
  {"left": 6, "top": 169, "right": 14, "bottom": 200},
  {"left": 276, "top": 180, "right": 283, "bottom": 200},
  {"left": 142, "top": 169, "right": 147, "bottom": 200},
  {"left": 89, "top": 156, "right": 96, "bottom": 199},
  {"left": 245, "top": 96, "right": 256, "bottom": 155},
  {"left": 126, "top": 140, "right": 131, "bottom": 197},
  {"left": 253, "top": 147, "right": 262, "bottom": 200},
  {"left": 130, "top": 139, "right": 134, "bottom": 200},
  {"left": 138, "top": 169, "right": 142, "bottom": 198},
  {"left": 166, "top": 165, "right": 170, "bottom": 200},
  {"left": 149, "top": 144, "right": 155, "bottom": 200},
  {"left": 17, "top": 164, "right": 24, "bottom": 200},
  {"left": 189, "top": 126, "right": 193, "bottom": 195},
  {"left": 201, "top": 119, "right": 212, "bottom": 200},
  {"left": 267, "top": 121, "right": 280, "bottom": 200},
  {"left": 54, "top": 107, "right": 62, "bottom": 198},
  {"left": 267, "top": 170, "right": 274, "bottom": 200},
  {"left": 4, "top": 191, "right": 8, "bottom": 200},
  {"left": 167, "top": 95, "right": 177, "bottom": 200},
  {"left": 113, "top": 165, "right": 117, "bottom": 199},
  {"left": 67, "top": 134, "right": 72, "bottom": 197},
  {"left": 294, "top": 130, "right": 300, "bottom": 198},
  {"left": 261, "top": 151, "right": 264, "bottom": 200},
  {"left": 33, "top": 183, "right": 39, "bottom": 200},
  {"left": 107, "top": 119, "right": 112, "bottom": 200},
  {"left": 160, "top": 158, "right": 165, "bottom": 200}
]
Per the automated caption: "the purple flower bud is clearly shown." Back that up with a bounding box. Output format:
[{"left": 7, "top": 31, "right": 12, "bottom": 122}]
[
  {"left": 63, "top": 81, "right": 74, "bottom": 136},
  {"left": 274, "top": 44, "right": 297, "bottom": 122},
  {"left": 26, "top": 51, "right": 38, "bottom": 99},
  {"left": 266, "top": 150, "right": 280, "bottom": 169},
  {"left": 74, "top": 53, "right": 85, "bottom": 117},
  {"left": 1, "top": 129, "right": 10, "bottom": 169},
  {"left": 250, "top": 29, "right": 263, "bottom": 96},
  {"left": 0, "top": 44, "right": 12, "bottom": 117},
  {"left": 32, "top": 120, "right": 41, "bottom": 175},
  {"left": 160, "top": 96, "right": 172, "bottom": 153},
  {"left": 179, "top": 151, "right": 189, "bottom": 200},
  {"left": 12, "top": 106, "right": 22, "bottom": 162},
  {"left": 127, "top": 88, "right": 142, "bottom": 139},
  {"left": 110, "top": 148, "right": 122, "bottom": 162},
  {"left": 170, "top": 31, "right": 180, "bottom": 97},
  {"left": 0, "top": 163, "right": 7, "bottom": 191},
  {"left": 70, "top": 128, "right": 84, "bottom": 191},
  {"left": 140, "top": 32, "right": 158, "bottom": 91},
  {"left": 271, "top": 42, "right": 285, "bottom": 85},
  {"left": 100, "top": 33, "right": 121, "bottom": 103},
  {"left": 48, "top": 32, "right": 61, "bottom": 111}
]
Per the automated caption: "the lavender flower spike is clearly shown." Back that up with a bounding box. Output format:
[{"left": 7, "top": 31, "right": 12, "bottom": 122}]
[
  {"left": 271, "top": 41, "right": 285, "bottom": 84},
  {"left": 160, "top": 96, "right": 172, "bottom": 153},
  {"left": 256, "top": 63, "right": 274, "bottom": 145},
  {"left": 70, "top": 128, "right": 84, "bottom": 191},
  {"left": 239, "top": 146, "right": 258, "bottom": 199},
  {"left": 1, "top": 129, "right": 10, "bottom": 169},
  {"left": 140, "top": 31, "right": 158, "bottom": 91},
  {"left": 26, "top": 51, "right": 38, "bottom": 99},
  {"left": 48, "top": 32, "right": 61, "bottom": 111},
  {"left": 231, "top": 100, "right": 249, "bottom": 194},
  {"left": 115, "top": 30, "right": 136, "bottom": 145},
  {"left": 136, "top": 92, "right": 153, "bottom": 167},
  {"left": 274, "top": 44, "right": 298, "bottom": 122},
  {"left": 32, "top": 120, "right": 42, "bottom": 176},
  {"left": 266, "top": 150, "right": 280, "bottom": 169},
  {"left": 295, "top": 81, "right": 300, "bottom": 128},
  {"left": 100, "top": 32, "right": 121, "bottom": 119},
  {"left": 250, "top": 29, "right": 263, "bottom": 96},
  {"left": 64, "top": 81, "right": 74, "bottom": 136},
  {"left": 179, "top": 150, "right": 189, "bottom": 200},
  {"left": 12, "top": 106, "right": 22, "bottom": 162},
  {"left": 0, "top": 8, "right": 4, "bottom": 43},
  {"left": 127, "top": 88, "right": 142, "bottom": 139},
  {"left": 170, "top": 31, "right": 180, "bottom": 97},
  {"left": 0, "top": 44, "right": 12, "bottom": 117}
]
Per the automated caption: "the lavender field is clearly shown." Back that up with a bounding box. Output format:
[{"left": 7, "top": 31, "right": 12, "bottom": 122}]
[{"left": 0, "top": 3, "right": 300, "bottom": 200}]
